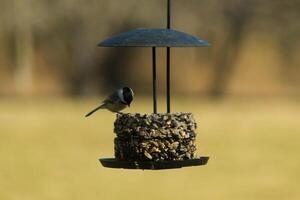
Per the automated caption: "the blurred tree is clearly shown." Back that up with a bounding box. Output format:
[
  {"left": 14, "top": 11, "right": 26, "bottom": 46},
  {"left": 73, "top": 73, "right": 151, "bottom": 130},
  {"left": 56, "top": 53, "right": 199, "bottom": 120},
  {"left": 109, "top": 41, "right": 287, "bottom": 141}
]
[
  {"left": 209, "top": 0, "right": 254, "bottom": 97},
  {"left": 1, "top": 0, "right": 36, "bottom": 95}
]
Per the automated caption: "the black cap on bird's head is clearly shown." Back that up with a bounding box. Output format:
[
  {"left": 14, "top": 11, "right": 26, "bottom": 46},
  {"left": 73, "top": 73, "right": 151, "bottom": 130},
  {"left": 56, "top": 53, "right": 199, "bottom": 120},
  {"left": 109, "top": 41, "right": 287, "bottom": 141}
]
[{"left": 122, "top": 87, "right": 134, "bottom": 106}]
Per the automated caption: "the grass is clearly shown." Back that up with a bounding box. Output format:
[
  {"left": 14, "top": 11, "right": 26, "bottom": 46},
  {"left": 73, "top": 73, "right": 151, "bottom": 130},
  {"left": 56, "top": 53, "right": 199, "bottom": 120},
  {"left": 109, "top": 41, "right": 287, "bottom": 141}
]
[{"left": 0, "top": 97, "right": 299, "bottom": 200}]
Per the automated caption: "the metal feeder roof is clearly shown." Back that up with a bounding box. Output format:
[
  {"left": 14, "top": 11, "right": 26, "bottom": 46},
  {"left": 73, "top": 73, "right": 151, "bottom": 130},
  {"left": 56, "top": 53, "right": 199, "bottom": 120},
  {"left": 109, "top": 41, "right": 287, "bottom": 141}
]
[{"left": 98, "top": 28, "right": 210, "bottom": 47}]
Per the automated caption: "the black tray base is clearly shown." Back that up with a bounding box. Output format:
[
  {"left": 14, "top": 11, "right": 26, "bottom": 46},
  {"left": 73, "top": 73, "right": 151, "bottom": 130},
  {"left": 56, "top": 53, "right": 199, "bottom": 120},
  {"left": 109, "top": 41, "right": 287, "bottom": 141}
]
[{"left": 99, "top": 157, "right": 209, "bottom": 170}]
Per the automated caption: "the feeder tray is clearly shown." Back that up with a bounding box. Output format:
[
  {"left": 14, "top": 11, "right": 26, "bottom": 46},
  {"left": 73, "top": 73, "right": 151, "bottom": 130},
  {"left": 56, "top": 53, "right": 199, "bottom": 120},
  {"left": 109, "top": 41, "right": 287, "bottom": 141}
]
[{"left": 99, "top": 157, "right": 209, "bottom": 170}]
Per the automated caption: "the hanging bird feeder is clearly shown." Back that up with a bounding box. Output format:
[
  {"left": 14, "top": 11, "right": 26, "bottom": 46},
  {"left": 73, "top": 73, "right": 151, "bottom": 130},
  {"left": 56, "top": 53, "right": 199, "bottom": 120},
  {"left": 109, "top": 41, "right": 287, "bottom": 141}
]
[{"left": 98, "top": 0, "right": 210, "bottom": 170}]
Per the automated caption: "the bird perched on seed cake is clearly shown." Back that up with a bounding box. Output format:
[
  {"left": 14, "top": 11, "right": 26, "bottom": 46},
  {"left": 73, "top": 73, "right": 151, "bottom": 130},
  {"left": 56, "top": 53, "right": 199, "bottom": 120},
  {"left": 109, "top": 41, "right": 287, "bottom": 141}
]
[{"left": 85, "top": 87, "right": 134, "bottom": 117}]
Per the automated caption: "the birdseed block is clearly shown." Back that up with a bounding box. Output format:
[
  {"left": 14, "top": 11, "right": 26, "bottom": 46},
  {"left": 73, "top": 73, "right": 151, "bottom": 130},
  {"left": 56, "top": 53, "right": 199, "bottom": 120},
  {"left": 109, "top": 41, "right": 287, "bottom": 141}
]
[{"left": 114, "top": 113, "right": 198, "bottom": 161}]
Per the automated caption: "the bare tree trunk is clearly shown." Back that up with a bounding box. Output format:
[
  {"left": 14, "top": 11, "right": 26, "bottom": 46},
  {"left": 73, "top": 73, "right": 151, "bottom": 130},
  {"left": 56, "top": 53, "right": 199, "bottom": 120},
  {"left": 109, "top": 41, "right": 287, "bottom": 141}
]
[
  {"left": 12, "top": 0, "right": 34, "bottom": 96},
  {"left": 209, "top": 0, "right": 253, "bottom": 98}
]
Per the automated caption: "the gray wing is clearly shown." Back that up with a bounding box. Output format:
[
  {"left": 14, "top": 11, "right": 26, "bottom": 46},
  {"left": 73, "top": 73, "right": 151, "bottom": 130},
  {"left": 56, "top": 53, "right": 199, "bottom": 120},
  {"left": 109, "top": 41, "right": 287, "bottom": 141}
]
[{"left": 102, "top": 90, "right": 121, "bottom": 104}]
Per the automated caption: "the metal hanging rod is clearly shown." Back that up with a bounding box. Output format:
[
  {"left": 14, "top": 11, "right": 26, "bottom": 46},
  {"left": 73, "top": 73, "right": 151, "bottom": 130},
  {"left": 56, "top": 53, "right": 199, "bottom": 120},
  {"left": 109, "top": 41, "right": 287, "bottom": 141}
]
[{"left": 166, "top": 0, "right": 171, "bottom": 113}]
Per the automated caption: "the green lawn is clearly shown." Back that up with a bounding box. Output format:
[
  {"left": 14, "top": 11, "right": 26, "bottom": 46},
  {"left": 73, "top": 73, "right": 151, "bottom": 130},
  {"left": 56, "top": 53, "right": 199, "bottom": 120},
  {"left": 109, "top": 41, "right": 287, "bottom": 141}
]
[{"left": 0, "top": 97, "right": 299, "bottom": 200}]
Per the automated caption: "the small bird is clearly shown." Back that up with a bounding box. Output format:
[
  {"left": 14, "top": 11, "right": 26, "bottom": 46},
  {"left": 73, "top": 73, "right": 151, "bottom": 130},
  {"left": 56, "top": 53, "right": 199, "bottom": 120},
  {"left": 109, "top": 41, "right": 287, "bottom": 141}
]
[{"left": 85, "top": 87, "right": 134, "bottom": 117}]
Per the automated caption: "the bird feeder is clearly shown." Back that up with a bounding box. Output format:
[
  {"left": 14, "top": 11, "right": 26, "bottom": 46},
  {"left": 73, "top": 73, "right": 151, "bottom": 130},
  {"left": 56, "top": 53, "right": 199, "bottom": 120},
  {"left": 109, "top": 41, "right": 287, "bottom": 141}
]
[{"left": 99, "top": 0, "right": 209, "bottom": 170}]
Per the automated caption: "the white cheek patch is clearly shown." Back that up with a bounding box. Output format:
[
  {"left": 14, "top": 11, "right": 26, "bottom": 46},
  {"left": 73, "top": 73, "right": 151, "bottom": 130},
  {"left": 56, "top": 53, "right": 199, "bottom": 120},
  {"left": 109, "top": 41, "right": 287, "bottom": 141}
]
[
  {"left": 130, "top": 88, "right": 134, "bottom": 97},
  {"left": 118, "top": 89, "right": 125, "bottom": 103}
]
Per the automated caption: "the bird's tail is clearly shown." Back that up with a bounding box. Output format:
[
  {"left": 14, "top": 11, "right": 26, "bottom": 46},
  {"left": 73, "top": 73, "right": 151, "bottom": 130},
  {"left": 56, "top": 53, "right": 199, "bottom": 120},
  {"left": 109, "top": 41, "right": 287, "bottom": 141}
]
[{"left": 85, "top": 105, "right": 104, "bottom": 117}]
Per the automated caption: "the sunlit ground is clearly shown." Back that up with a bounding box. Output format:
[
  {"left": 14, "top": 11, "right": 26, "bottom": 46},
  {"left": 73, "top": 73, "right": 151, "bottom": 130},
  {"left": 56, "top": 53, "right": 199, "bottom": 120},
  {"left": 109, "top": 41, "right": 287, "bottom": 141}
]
[{"left": 0, "top": 96, "right": 299, "bottom": 200}]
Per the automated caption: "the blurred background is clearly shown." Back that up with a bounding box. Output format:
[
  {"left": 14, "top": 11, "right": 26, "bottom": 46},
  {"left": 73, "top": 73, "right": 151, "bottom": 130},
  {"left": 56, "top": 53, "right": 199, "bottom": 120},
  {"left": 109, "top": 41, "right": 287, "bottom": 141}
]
[
  {"left": 0, "top": 0, "right": 299, "bottom": 200},
  {"left": 0, "top": 0, "right": 299, "bottom": 97}
]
